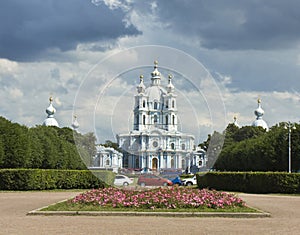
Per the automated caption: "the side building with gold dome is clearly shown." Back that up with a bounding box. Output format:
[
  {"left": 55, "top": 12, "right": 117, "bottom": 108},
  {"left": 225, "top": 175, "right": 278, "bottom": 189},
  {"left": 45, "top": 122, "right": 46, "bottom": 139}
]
[
  {"left": 252, "top": 98, "right": 269, "bottom": 131},
  {"left": 43, "top": 97, "right": 59, "bottom": 127}
]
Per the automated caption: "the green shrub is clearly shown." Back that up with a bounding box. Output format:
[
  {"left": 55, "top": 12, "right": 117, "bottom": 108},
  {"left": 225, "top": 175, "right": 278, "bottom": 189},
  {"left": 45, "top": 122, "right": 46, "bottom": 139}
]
[
  {"left": 0, "top": 169, "right": 115, "bottom": 190},
  {"left": 197, "top": 172, "right": 300, "bottom": 194},
  {"left": 179, "top": 174, "right": 194, "bottom": 179},
  {"left": 91, "top": 170, "right": 115, "bottom": 186}
]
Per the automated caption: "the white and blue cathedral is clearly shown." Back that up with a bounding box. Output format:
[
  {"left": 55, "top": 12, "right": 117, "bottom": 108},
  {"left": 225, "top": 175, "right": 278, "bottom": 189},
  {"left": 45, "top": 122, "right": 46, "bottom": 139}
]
[
  {"left": 117, "top": 61, "right": 201, "bottom": 171},
  {"left": 41, "top": 64, "right": 269, "bottom": 173}
]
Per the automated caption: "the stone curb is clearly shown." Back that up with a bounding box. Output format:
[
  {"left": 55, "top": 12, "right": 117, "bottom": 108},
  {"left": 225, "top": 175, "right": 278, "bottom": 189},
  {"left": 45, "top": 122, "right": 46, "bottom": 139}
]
[
  {"left": 27, "top": 209, "right": 270, "bottom": 218},
  {"left": 27, "top": 196, "right": 271, "bottom": 218}
]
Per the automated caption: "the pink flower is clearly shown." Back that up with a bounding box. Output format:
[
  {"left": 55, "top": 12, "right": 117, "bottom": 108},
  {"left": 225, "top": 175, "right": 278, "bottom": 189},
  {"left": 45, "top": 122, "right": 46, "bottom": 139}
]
[{"left": 70, "top": 187, "right": 245, "bottom": 210}]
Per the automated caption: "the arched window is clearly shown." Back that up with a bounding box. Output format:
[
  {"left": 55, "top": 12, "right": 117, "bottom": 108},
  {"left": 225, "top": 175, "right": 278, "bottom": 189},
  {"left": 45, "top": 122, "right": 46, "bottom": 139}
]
[
  {"left": 143, "top": 100, "right": 146, "bottom": 108},
  {"left": 100, "top": 155, "right": 104, "bottom": 167},
  {"left": 143, "top": 115, "right": 146, "bottom": 125},
  {"left": 154, "top": 101, "right": 158, "bottom": 110},
  {"left": 166, "top": 101, "right": 168, "bottom": 108},
  {"left": 106, "top": 159, "right": 110, "bottom": 166},
  {"left": 135, "top": 157, "right": 139, "bottom": 168},
  {"left": 172, "top": 115, "right": 175, "bottom": 125},
  {"left": 182, "top": 159, "right": 186, "bottom": 169},
  {"left": 181, "top": 144, "right": 185, "bottom": 150},
  {"left": 95, "top": 156, "right": 100, "bottom": 167},
  {"left": 152, "top": 158, "right": 158, "bottom": 170},
  {"left": 135, "top": 115, "right": 139, "bottom": 130},
  {"left": 165, "top": 115, "right": 168, "bottom": 125},
  {"left": 172, "top": 100, "right": 175, "bottom": 108},
  {"left": 171, "top": 158, "right": 175, "bottom": 168},
  {"left": 154, "top": 115, "right": 158, "bottom": 123},
  {"left": 171, "top": 143, "right": 175, "bottom": 150}
]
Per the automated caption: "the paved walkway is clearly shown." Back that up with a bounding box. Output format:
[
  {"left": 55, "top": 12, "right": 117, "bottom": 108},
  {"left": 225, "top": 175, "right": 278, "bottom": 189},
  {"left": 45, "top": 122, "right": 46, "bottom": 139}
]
[{"left": 0, "top": 191, "right": 299, "bottom": 235}]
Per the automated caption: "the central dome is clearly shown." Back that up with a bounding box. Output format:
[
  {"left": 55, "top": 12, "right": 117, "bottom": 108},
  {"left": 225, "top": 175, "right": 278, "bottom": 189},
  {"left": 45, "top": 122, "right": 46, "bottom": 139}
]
[
  {"left": 150, "top": 60, "right": 161, "bottom": 86},
  {"left": 145, "top": 86, "right": 166, "bottom": 102},
  {"left": 144, "top": 61, "right": 167, "bottom": 102}
]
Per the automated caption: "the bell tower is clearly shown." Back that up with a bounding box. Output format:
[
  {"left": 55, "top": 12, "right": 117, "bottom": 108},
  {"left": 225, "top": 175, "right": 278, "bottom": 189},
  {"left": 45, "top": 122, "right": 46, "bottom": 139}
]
[
  {"left": 134, "top": 75, "right": 148, "bottom": 131},
  {"left": 163, "top": 74, "right": 178, "bottom": 131}
]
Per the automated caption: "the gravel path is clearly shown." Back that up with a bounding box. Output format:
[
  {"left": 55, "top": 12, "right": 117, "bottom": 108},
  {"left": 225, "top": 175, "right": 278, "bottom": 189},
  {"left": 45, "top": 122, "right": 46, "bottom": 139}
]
[{"left": 0, "top": 191, "right": 299, "bottom": 235}]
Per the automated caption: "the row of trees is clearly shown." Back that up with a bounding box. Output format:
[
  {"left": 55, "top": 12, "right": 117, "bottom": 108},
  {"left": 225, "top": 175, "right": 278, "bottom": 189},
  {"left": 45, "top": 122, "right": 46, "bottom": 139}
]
[
  {"left": 0, "top": 116, "right": 96, "bottom": 169},
  {"left": 200, "top": 123, "right": 300, "bottom": 172},
  {"left": 2, "top": 113, "right": 300, "bottom": 172}
]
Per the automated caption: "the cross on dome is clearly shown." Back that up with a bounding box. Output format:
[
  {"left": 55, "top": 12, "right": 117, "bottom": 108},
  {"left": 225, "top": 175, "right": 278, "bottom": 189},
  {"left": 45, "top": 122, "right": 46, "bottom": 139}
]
[
  {"left": 252, "top": 97, "right": 268, "bottom": 131},
  {"left": 254, "top": 98, "right": 264, "bottom": 118},
  {"left": 137, "top": 74, "right": 146, "bottom": 93},
  {"left": 167, "top": 74, "right": 175, "bottom": 93},
  {"left": 151, "top": 60, "right": 161, "bottom": 85},
  {"left": 46, "top": 96, "right": 56, "bottom": 117},
  {"left": 233, "top": 116, "right": 240, "bottom": 127},
  {"left": 72, "top": 115, "right": 79, "bottom": 130}
]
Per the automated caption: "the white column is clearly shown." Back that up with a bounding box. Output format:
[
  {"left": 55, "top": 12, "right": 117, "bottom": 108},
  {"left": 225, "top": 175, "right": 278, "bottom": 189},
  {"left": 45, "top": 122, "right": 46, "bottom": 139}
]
[
  {"left": 178, "top": 155, "right": 181, "bottom": 168},
  {"left": 148, "top": 155, "right": 151, "bottom": 169}
]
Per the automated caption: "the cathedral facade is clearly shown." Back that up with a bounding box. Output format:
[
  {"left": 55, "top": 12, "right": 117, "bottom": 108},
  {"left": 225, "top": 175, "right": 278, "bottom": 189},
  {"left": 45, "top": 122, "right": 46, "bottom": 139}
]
[{"left": 117, "top": 61, "right": 195, "bottom": 171}]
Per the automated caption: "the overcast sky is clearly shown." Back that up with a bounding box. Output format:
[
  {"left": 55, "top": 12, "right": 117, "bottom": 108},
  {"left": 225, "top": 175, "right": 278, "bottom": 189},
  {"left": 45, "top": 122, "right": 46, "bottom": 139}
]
[{"left": 1, "top": 0, "right": 300, "bottom": 144}]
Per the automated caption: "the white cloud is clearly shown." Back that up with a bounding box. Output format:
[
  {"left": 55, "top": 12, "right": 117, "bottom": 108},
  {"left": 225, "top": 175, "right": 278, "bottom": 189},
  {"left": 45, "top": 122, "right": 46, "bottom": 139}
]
[
  {"left": 0, "top": 59, "right": 18, "bottom": 74},
  {"left": 7, "top": 87, "right": 23, "bottom": 100},
  {"left": 54, "top": 97, "right": 62, "bottom": 107},
  {"left": 1, "top": 1, "right": 300, "bottom": 147},
  {"left": 223, "top": 89, "right": 300, "bottom": 128},
  {"left": 92, "top": 0, "right": 130, "bottom": 11}
]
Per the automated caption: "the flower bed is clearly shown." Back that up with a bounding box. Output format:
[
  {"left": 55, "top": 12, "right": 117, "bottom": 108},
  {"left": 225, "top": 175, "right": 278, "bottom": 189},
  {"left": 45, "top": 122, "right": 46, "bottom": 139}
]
[{"left": 71, "top": 187, "right": 245, "bottom": 210}]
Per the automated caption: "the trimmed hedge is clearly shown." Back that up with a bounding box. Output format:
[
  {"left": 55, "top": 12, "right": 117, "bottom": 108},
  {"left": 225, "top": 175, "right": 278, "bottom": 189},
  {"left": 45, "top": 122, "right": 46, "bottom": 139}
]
[
  {"left": 0, "top": 169, "right": 115, "bottom": 190},
  {"left": 197, "top": 172, "right": 300, "bottom": 194}
]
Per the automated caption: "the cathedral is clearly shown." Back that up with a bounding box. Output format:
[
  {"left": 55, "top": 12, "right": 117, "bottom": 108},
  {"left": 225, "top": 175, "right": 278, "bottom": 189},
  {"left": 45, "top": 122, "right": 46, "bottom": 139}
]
[{"left": 117, "top": 61, "right": 196, "bottom": 171}]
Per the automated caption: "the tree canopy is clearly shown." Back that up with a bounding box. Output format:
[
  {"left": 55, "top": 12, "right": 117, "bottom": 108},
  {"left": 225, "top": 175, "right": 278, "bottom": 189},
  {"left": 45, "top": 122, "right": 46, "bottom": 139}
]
[
  {"left": 102, "top": 140, "right": 122, "bottom": 152},
  {"left": 0, "top": 116, "right": 96, "bottom": 169},
  {"left": 201, "top": 123, "right": 300, "bottom": 172}
]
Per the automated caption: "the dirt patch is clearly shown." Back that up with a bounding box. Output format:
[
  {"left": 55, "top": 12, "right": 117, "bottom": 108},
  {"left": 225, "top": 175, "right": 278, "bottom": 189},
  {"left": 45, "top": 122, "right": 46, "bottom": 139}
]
[{"left": 0, "top": 191, "right": 299, "bottom": 234}]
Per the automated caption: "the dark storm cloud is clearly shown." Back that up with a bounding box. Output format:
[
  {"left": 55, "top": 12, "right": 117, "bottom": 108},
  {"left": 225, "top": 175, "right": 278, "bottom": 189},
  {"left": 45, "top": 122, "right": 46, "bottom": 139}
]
[
  {"left": 153, "top": 0, "right": 300, "bottom": 50},
  {"left": 0, "top": 0, "right": 140, "bottom": 61}
]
